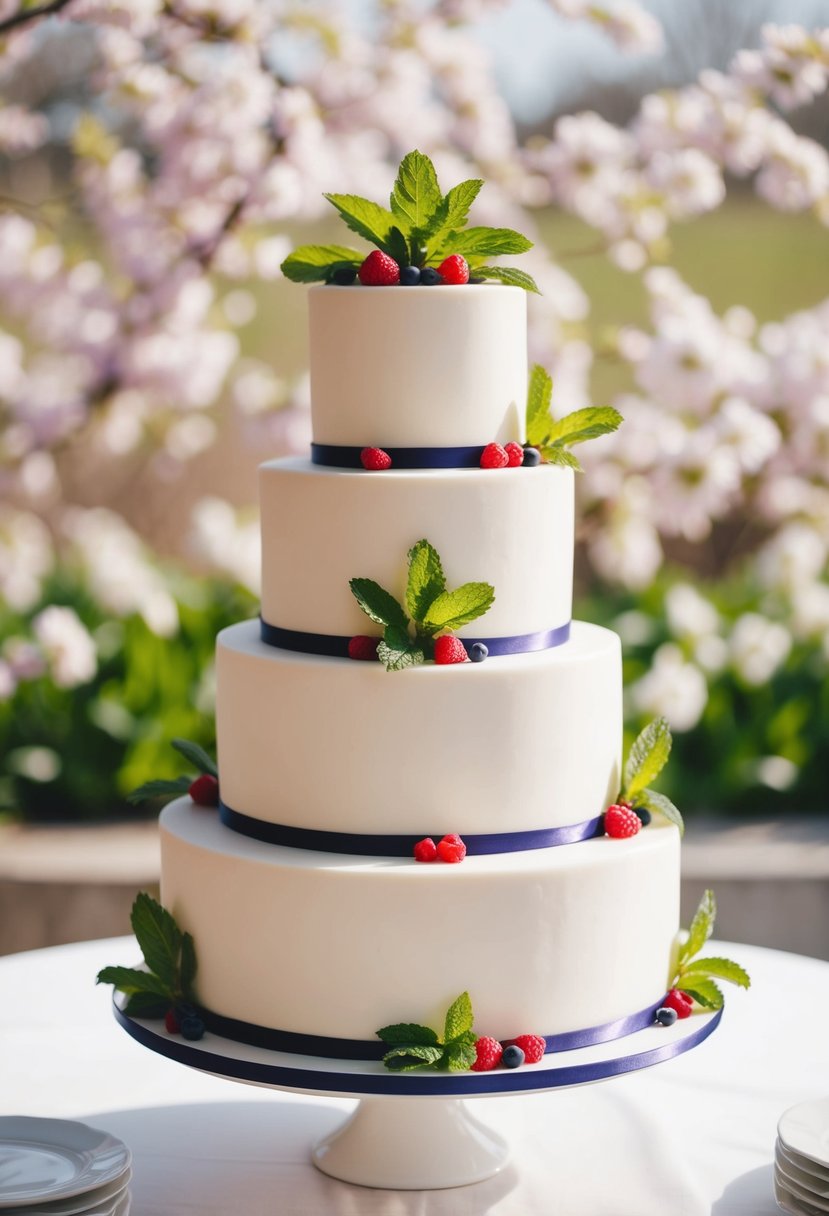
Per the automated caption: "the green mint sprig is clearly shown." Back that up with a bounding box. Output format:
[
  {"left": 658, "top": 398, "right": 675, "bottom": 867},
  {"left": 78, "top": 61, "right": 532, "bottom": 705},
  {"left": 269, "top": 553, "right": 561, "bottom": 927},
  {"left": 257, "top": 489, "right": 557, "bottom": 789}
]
[
  {"left": 619, "top": 717, "right": 684, "bottom": 836},
  {"left": 281, "top": 149, "right": 539, "bottom": 291},
  {"left": 377, "top": 991, "right": 478, "bottom": 1072},
  {"left": 96, "top": 892, "right": 197, "bottom": 1018},
  {"left": 350, "top": 539, "right": 495, "bottom": 672},
  {"left": 670, "top": 890, "right": 751, "bottom": 1011},
  {"left": 127, "top": 738, "right": 216, "bottom": 806},
  {"left": 526, "top": 365, "right": 622, "bottom": 471}
]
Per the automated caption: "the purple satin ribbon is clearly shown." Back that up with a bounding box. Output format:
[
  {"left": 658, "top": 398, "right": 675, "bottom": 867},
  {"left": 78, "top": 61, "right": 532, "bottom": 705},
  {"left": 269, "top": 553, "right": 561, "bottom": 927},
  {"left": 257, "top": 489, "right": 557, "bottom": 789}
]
[
  {"left": 115, "top": 997, "right": 723, "bottom": 1096},
  {"left": 259, "top": 618, "right": 571, "bottom": 659},
  {"left": 219, "top": 800, "right": 603, "bottom": 857},
  {"left": 312, "top": 443, "right": 486, "bottom": 469}
]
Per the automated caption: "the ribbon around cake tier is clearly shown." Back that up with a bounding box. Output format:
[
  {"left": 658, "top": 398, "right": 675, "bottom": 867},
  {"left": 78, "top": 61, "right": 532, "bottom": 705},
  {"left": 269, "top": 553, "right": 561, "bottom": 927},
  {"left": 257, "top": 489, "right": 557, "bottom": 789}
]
[
  {"left": 259, "top": 618, "right": 571, "bottom": 658},
  {"left": 311, "top": 443, "right": 489, "bottom": 469},
  {"left": 219, "top": 800, "right": 603, "bottom": 856}
]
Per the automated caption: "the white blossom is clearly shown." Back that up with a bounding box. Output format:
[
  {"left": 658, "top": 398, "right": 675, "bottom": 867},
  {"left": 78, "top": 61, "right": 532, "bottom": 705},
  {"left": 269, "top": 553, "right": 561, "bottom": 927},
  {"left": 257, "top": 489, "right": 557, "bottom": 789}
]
[
  {"left": 729, "top": 613, "right": 792, "bottom": 685},
  {"left": 32, "top": 606, "right": 97, "bottom": 689},
  {"left": 630, "top": 644, "right": 708, "bottom": 732}
]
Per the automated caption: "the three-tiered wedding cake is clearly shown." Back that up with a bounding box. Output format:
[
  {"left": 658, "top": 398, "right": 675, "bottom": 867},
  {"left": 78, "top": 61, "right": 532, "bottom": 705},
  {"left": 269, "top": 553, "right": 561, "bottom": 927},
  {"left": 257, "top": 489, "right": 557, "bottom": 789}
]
[{"left": 158, "top": 280, "right": 681, "bottom": 1050}]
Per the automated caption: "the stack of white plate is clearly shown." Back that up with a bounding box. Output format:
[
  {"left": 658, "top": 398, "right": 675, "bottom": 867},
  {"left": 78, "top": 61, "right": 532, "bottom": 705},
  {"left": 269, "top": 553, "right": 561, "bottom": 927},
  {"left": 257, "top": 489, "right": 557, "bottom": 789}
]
[
  {"left": 0, "top": 1119, "right": 131, "bottom": 1216},
  {"left": 776, "top": 1098, "right": 829, "bottom": 1215}
]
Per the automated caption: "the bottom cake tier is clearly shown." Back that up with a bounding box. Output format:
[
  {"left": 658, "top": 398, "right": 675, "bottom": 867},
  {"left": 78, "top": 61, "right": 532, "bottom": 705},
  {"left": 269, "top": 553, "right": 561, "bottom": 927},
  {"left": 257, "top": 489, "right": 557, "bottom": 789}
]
[{"left": 160, "top": 799, "right": 681, "bottom": 1047}]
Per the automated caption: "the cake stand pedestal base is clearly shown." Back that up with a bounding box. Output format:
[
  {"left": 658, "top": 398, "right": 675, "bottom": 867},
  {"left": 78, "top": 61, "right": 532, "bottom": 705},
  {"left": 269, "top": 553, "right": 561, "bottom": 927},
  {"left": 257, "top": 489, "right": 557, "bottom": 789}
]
[{"left": 312, "top": 1095, "right": 508, "bottom": 1189}]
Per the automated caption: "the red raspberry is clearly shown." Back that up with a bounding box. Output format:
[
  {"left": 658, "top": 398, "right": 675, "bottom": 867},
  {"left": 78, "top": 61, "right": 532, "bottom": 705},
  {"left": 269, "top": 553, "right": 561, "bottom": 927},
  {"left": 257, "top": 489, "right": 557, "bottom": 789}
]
[
  {"left": 504, "top": 442, "right": 524, "bottom": 468},
  {"left": 437, "top": 254, "right": 470, "bottom": 285},
  {"left": 189, "top": 774, "right": 219, "bottom": 807},
  {"left": 663, "top": 989, "right": 693, "bottom": 1019},
  {"left": 360, "top": 447, "right": 392, "bottom": 470},
  {"left": 437, "top": 833, "right": 467, "bottom": 863},
  {"left": 413, "top": 837, "right": 437, "bottom": 863},
  {"left": 470, "top": 1036, "right": 503, "bottom": 1072},
  {"left": 434, "top": 635, "right": 468, "bottom": 665},
  {"left": 604, "top": 803, "right": 642, "bottom": 839},
  {"left": 480, "top": 443, "right": 509, "bottom": 469},
  {"left": 504, "top": 1034, "right": 546, "bottom": 1064},
  {"left": 164, "top": 1008, "right": 180, "bottom": 1034},
  {"left": 358, "top": 250, "right": 400, "bottom": 286},
  {"left": 348, "top": 635, "right": 380, "bottom": 661}
]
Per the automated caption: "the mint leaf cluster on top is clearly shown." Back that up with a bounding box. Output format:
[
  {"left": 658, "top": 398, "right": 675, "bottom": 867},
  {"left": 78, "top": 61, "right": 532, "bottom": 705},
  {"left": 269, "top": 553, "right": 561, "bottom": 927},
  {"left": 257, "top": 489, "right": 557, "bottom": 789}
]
[
  {"left": 525, "top": 365, "right": 622, "bottom": 472},
  {"left": 603, "top": 717, "right": 685, "bottom": 839},
  {"left": 281, "top": 150, "right": 539, "bottom": 292},
  {"left": 655, "top": 890, "right": 751, "bottom": 1023},
  {"left": 349, "top": 539, "right": 494, "bottom": 671}
]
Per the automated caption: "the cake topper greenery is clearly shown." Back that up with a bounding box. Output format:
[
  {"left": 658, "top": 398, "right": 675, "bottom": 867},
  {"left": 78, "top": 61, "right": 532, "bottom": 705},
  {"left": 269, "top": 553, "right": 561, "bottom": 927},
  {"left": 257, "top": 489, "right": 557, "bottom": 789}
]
[
  {"left": 281, "top": 149, "right": 539, "bottom": 292},
  {"left": 526, "top": 365, "right": 623, "bottom": 471},
  {"left": 127, "top": 738, "right": 219, "bottom": 808},
  {"left": 349, "top": 538, "right": 494, "bottom": 671}
]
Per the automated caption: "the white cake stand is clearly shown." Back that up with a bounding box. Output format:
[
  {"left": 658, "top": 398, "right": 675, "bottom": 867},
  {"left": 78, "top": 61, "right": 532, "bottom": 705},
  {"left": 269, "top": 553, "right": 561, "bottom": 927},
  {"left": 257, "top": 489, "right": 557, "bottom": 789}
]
[{"left": 113, "top": 998, "right": 721, "bottom": 1190}]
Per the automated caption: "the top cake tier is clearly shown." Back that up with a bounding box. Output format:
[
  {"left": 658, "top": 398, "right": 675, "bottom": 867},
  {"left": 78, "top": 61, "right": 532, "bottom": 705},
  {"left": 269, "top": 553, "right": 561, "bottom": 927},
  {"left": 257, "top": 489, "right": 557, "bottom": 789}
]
[{"left": 309, "top": 284, "right": 527, "bottom": 449}]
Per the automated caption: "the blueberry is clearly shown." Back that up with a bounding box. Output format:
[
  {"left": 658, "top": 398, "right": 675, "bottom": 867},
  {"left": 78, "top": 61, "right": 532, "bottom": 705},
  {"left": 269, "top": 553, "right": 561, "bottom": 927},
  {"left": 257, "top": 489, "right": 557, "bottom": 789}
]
[
  {"left": 655, "top": 1006, "right": 677, "bottom": 1027},
  {"left": 633, "top": 807, "right": 652, "bottom": 826},
  {"left": 468, "top": 275, "right": 485, "bottom": 284},
  {"left": 502, "top": 1045, "right": 525, "bottom": 1068},
  {"left": 400, "top": 265, "right": 421, "bottom": 286},
  {"left": 174, "top": 1002, "right": 198, "bottom": 1019},
  {"left": 330, "top": 265, "right": 357, "bottom": 285},
  {"left": 523, "top": 447, "right": 542, "bottom": 467},
  {"left": 180, "top": 1014, "right": 206, "bottom": 1041},
  {"left": 469, "top": 643, "right": 489, "bottom": 663},
  {"left": 420, "top": 267, "right": 444, "bottom": 285}
]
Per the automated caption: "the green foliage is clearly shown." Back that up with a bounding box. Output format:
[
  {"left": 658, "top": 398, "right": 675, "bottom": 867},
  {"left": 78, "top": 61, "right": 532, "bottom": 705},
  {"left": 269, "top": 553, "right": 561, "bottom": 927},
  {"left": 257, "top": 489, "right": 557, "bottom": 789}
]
[
  {"left": 377, "top": 991, "right": 479, "bottom": 1072},
  {"left": 670, "top": 890, "right": 750, "bottom": 1011},
  {"left": 525, "top": 366, "right": 622, "bottom": 469},
  {"left": 279, "top": 244, "right": 364, "bottom": 283},
  {"left": 622, "top": 718, "right": 672, "bottom": 801},
  {"left": 96, "top": 892, "right": 197, "bottom": 1012}
]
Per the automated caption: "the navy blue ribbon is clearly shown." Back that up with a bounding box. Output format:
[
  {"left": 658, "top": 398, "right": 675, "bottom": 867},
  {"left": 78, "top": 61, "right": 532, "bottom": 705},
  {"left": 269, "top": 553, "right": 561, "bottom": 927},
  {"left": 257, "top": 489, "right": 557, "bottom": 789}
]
[
  {"left": 219, "top": 800, "right": 602, "bottom": 857},
  {"left": 259, "top": 618, "right": 571, "bottom": 659},
  {"left": 312, "top": 443, "right": 485, "bottom": 469},
  {"left": 115, "top": 997, "right": 723, "bottom": 1095}
]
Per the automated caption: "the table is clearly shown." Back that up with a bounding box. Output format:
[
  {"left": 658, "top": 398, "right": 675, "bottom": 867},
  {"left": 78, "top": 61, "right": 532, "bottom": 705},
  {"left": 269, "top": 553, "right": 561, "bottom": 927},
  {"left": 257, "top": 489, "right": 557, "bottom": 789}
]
[{"left": 1, "top": 937, "right": 826, "bottom": 1215}]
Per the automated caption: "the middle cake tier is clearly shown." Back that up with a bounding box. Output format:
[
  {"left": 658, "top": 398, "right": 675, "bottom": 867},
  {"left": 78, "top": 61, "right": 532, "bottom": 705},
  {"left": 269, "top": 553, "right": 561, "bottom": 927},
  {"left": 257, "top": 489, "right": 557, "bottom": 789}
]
[
  {"left": 216, "top": 619, "right": 621, "bottom": 837},
  {"left": 259, "top": 457, "right": 574, "bottom": 640}
]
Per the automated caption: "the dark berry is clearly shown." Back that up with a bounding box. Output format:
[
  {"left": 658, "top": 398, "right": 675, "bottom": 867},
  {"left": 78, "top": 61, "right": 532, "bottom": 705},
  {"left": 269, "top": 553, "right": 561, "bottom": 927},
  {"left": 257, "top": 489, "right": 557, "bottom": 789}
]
[
  {"left": 164, "top": 1008, "right": 180, "bottom": 1034},
  {"left": 468, "top": 275, "right": 485, "bottom": 284},
  {"left": 655, "top": 1006, "right": 678, "bottom": 1027},
  {"left": 180, "top": 1014, "right": 205, "bottom": 1041},
  {"left": 330, "top": 265, "right": 357, "bottom": 285},
  {"left": 420, "top": 267, "right": 443, "bottom": 285},
  {"left": 348, "top": 635, "right": 380, "bottom": 661},
  {"left": 469, "top": 643, "right": 489, "bottom": 663},
  {"left": 502, "top": 1044, "right": 525, "bottom": 1068},
  {"left": 523, "top": 447, "right": 542, "bottom": 467},
  {"left": 634, "top": 807, "right": 652, "bottom": 826},
  {"left": 400, "top": 265, "right": 421, "bottom": 286},
  {"left": 189, "top": 774, "right": 219, "bottom": 807}
]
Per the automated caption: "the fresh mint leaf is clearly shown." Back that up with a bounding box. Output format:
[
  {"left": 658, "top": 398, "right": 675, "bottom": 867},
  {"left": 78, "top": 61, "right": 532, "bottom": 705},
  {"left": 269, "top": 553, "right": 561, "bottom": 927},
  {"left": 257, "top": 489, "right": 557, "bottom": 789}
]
[
  {"left": 428, "top": 179, "right": 483, "bottom": 239},
  {"left": 122, "top": 992, "right": 170, "bottom": 1019},
  {"left": 383, "top": 1045, "right": 445, "bottom": 1071},
  {"left": 546, "top": 406, "right": 624, "bottom": 448},
  {"left": 622, "top": 717, "right": 672, "bottom": 801},
  {"left": 323, "top": 193, "right": 402, "bottom": 257},
  {"left": 680, "top": 957, "right": 751, "bottom": 988},
  {"left": 95, "top": 965, "right": 172, "bottom": 998},
  {"left": 280, "top": 244, "right": 363, "bottom": 283},
  {"left": 377, "top": 626, "right": 424, "bottom": 673},
  {"left": 444, "top": 991, "right": 474, "bottom": 1041},
  {"left": 526, "top": 364, "right": 553, "bottom": 447},
  {"left": 678, "top": 889, "right": 717, "bottom": 966},
  {"left": 390, "top": 150, "right": 442, "bottom": 236},
  {"left": 444, "top": 1032, "right": 478, "bottom": 1072},
  {"left": 442, "top": 227, "right": 533, "bottom": 258},
  {"left": 540, "top": 445, "right": 582, "bottom": 471},
  {"left": 171, "top": 738, "right": 217, "bottom": 778},
  {"left": 349, "top": 578, "right": 409, "bottom": 633},
  {"left": 126, "top": 777, "right": 192, "bottom": 806},
  {"left": 680, "top": 979, "right": 724, "bottom": 1010},
  {"left": 130, "top": 892, "right": 182, "bottom": 991},
  {"left": 635, "top": 788, "right": 685, "bottom": 837},
  {"left": 474, "top": 265, "right": 540, "bottom": 293},
  {"left": 406, "top": 539, "right": 446, "bottom": 623},
  {"left": 180, "top": 932, "right": 197, "bottom": 997},
  {"left": 377, "top": 1023, "right": 440, "bottom": 1046},
  {"left": 421, "top": 583, "right": 495, "bottom": 634}
]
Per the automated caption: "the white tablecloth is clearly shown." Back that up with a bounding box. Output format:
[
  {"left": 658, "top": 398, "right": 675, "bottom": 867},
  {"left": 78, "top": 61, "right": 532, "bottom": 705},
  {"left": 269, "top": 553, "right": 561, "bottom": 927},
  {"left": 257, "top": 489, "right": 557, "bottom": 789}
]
[{"left": 1, "top": 936, "right": 826, "bottom": 1215}]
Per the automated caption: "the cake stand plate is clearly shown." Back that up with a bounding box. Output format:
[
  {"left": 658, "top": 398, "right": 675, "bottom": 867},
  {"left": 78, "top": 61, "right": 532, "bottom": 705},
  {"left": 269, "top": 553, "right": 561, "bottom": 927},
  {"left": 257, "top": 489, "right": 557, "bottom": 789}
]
[{"left": 113, "top": 999, "right": 721, "bottom": 1190}]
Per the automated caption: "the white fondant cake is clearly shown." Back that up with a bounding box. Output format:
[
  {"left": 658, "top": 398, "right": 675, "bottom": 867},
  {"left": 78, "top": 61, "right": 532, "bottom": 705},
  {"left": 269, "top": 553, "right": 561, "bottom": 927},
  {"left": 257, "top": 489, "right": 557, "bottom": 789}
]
[{"left": 159, "top": 278, "right": 681, "bottom": 1053}]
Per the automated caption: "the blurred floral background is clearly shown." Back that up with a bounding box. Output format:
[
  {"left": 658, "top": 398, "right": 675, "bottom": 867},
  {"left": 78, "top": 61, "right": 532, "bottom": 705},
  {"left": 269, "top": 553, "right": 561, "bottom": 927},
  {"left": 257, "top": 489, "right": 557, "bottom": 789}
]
[{"left": 0, "top": 0, "right": 827, "bottom": 822}]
